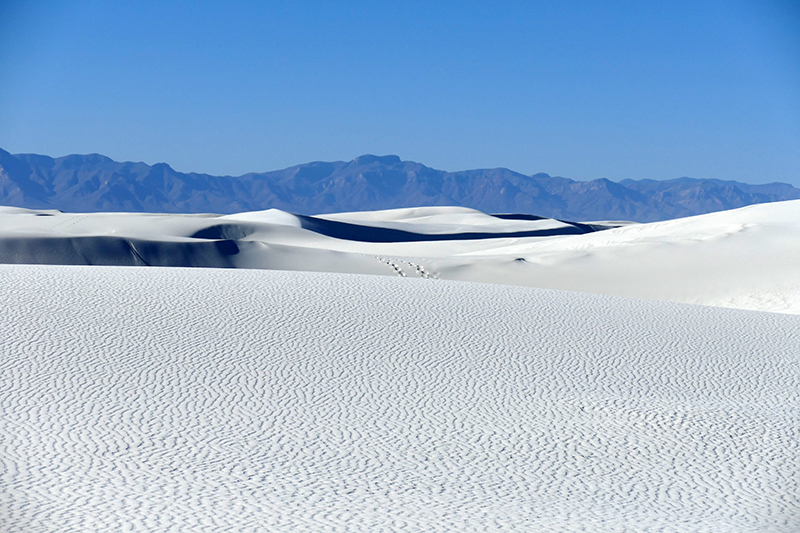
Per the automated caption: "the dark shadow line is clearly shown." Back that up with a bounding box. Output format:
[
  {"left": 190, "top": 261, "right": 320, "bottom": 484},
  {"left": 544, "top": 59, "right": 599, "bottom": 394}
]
[{"left": 296, "top": 215, "right": 606, "bottom": 243}]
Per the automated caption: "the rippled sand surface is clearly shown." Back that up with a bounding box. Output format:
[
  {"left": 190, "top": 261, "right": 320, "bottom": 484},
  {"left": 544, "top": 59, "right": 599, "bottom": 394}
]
[{"left": 2, "top": 265, "right": 798, "bottom": 532}]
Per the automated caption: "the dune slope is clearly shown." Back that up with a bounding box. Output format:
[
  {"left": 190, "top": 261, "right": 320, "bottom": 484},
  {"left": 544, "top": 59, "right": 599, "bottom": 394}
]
[
  {"left": 1, "top": 265, "right": 798, "bottom": 532},
  {"left": 0, "top": 200, "right": 799, "bottom": 313}
]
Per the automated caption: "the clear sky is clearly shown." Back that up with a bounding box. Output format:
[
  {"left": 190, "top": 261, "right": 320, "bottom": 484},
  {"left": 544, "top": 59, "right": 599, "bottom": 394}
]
[{"left": 1, "top": 0, "right": 799, "bottom": 184}]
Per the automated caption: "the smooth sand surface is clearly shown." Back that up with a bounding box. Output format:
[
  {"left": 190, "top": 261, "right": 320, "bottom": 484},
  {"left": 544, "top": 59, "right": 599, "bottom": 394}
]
[
  {"left": 1, "top": 200, "right": 798, "bottom": 314},
  {"left": 1, "top": 265, "right": 799, "bottom": 532}
]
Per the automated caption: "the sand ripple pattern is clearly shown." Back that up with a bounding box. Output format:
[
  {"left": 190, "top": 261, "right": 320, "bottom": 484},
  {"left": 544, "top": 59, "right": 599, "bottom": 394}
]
[{"left": 1, "top": 265, "right": 798, "bottom": 532}]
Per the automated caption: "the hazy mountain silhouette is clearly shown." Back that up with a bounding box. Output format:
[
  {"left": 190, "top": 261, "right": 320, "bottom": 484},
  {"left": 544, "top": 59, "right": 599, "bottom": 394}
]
[{"left": 1, "top": 149, "right": 797, "bottom": 221}]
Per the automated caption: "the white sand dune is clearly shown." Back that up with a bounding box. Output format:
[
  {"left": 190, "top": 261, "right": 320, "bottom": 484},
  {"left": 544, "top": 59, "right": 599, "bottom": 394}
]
[
  {"left": 1, "top": 200, "right": 798, "bottom": 313},
  {"left": 432, "top": 200, "right": 800, "bottom": 314},
  {"left": 1, "top": 265, "right": 798, "bottom": 532}
]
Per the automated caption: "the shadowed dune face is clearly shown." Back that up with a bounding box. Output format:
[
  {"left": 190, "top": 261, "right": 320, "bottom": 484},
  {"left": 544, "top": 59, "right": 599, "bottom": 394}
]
[
  {"left": 491, "top": 213, "right": 547, "bottom": 220},
  {"left": 0, "top": 236, "right": 241, "bottom": 267},
  {"left": 294, "top": 214, "right": 603, "bottom": 242},
  {"left": 189, "top": 224, "right": 255, "bottom": 241}
]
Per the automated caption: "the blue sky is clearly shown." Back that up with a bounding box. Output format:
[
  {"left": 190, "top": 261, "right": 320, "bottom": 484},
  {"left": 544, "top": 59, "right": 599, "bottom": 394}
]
[{"left": 1, "top": 0, "right": 799, "bottom": 184}]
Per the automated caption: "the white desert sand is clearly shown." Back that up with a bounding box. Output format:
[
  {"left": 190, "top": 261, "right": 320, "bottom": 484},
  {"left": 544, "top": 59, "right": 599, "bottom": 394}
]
[
  {"left": 1, "top": 265, "right": 798, "bottom": 532},
  {"left": 1, "top": 200, "right": 799, "bottom": 313},
  {"left": 2, "top": 200, "right": 799, "bottom": 531}
]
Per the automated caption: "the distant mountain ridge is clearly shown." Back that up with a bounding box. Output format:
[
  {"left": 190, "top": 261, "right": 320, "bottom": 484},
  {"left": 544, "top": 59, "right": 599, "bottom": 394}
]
[{"left": 1, "top": 148, "right": 797, "bottom": 222}]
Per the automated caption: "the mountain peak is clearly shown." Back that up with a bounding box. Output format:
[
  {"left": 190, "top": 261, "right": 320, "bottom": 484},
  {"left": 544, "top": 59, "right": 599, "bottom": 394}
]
[{"left": 352, "top": 155, "right": 402, "bottom": 166}]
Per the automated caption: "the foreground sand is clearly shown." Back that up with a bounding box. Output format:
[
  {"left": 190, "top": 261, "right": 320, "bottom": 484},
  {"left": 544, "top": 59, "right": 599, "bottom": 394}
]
[
  {"left": 2, "top": 265, "right": 798, "bottom": 532},
  {"left": 2, "top": 200, "right": 799, "bottom": 314}
]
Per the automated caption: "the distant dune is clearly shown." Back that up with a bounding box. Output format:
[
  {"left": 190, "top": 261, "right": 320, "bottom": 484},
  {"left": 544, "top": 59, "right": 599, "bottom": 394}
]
[
  {"left": 2, "top": 200, "right": 799, "bottom": 313},
  {"left": 2, "top": 266, "right": 798, "bottom": 531},
  {"left": 2, "top": 148, "right": 798, "bottom": 221}
]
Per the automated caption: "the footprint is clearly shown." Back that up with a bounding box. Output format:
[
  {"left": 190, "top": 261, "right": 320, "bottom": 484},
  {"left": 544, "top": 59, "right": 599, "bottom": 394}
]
[{"left": 375, "top": 256, "right": 406, "bottom": 277}]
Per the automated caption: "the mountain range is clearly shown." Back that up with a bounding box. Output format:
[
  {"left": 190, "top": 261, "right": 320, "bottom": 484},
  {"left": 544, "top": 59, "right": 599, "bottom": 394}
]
[{"left": 1, "top": 148, "right": 798, "bottom": 222}]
